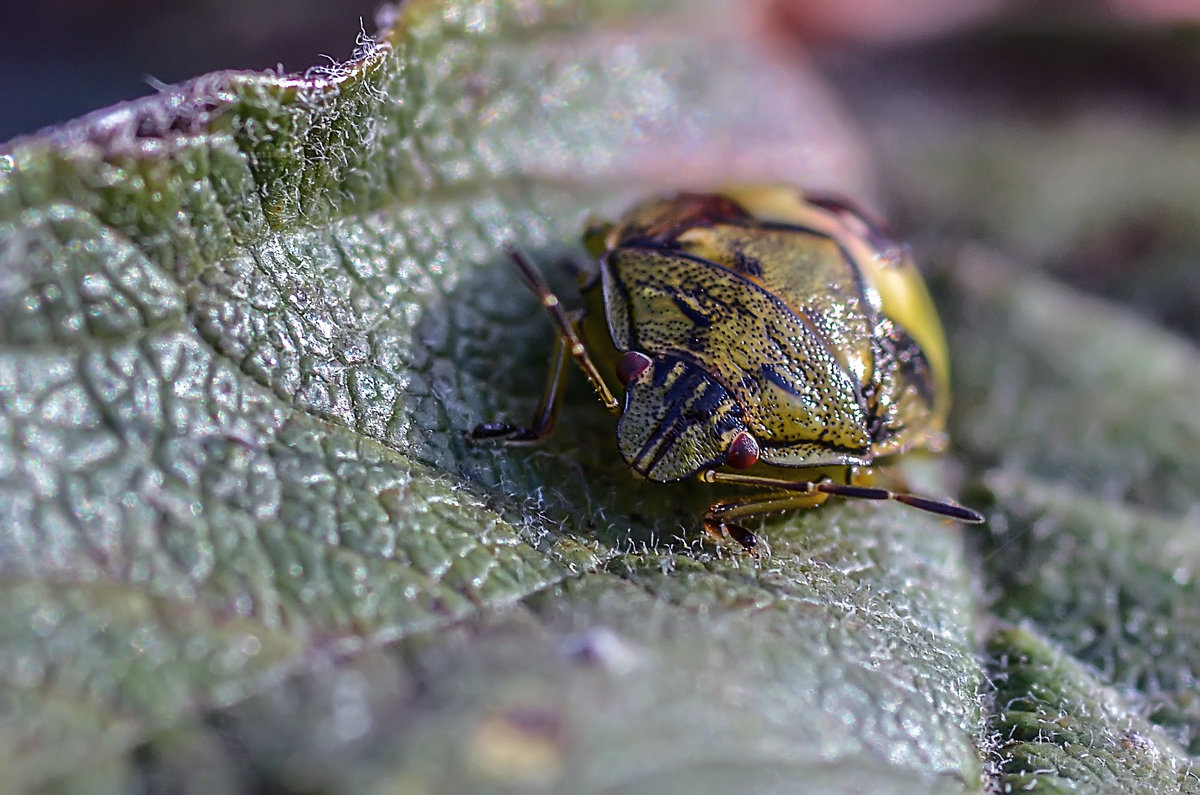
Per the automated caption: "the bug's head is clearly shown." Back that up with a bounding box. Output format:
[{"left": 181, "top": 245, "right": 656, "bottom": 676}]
[{"left": 614, "top": 352, "right": 754, "bottom": 483}]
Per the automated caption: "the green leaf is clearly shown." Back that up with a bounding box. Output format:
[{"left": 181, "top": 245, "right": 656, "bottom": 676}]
[
  {"left": 0, "top": 0, "right": 987, "bottom": 791},
  {"left": 943, "top": 254, "right": 1200, "bottom": 790},
  {"left": 820, "top": 26, "right": 1200, "bottom": 792},
  {"left": 988, "top": 626, "right": 1198, "bottom": 794},
  {"left": 9, "top": 3, "right": 1200, "bottom": 792},
  {"left": 836, "top": 30, "right": 1200, "bottom": 791}
]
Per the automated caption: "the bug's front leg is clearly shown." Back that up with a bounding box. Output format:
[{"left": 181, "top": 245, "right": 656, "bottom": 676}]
[
  {"left": 469, "top": 247, "right": 618, "bottom": 445},
  {"left": 703, "top": 489, "right": 832, "bottom": 551},
  {"left": 504, "top": 247, "right": 618, "bottom": 413},
  {"left": 699, "top": 468, "right": 983, "bottom": 549}
]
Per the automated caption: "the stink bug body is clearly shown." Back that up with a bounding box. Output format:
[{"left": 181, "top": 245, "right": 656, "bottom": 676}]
[{"left": 472, "top": 186, "right": 982, "bottom": 547}]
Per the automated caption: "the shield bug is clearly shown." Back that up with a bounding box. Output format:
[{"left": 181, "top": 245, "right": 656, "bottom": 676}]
[{"left": 471, "top": 186, "right": 982, "bottom": 548}]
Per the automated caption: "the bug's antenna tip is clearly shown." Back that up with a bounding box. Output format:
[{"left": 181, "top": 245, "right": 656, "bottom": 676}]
[
  {"left": 958, "top": 506, "right": 986, "bottom": 524},
  {"left": 894, "top": 493, "right": 984, "bottom": 524}
]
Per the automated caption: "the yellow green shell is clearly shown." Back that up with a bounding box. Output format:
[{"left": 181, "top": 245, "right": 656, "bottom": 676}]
[{"left": 577, "top": 186, "right": 950, "bottom": 483}]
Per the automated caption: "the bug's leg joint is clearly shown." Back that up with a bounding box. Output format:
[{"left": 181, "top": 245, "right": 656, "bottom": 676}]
[
  {"left": 467, "top": 422, "right": 544, "bottom": 445},
  {"left": 702, "top": 505, "right": 759, "bottom": 552}
]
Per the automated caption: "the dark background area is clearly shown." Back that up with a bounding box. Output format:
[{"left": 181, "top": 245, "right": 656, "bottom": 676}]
[{"left": 0, "top": 0, "right": 381, "bottom": 141}]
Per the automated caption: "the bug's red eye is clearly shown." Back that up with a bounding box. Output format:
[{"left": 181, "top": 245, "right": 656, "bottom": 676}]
[
  {"left": 726, "top": 431, "right": 759, "bottom": 469},
  {"left": 616, "top": 351, "right": 653, "bottom": 385}
]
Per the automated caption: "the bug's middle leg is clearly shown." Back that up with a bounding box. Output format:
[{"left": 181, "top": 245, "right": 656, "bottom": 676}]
[{"left": 470, "top": 329, "right": 573, "bottom": 443}]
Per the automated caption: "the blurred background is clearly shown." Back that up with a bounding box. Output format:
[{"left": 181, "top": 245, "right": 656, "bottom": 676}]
[{"left": 2, "top": 0, "right": 1197, "bottom": 141}]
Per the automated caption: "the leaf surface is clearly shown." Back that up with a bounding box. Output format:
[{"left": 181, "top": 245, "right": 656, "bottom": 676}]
[
  {"left": 7, "top": 4, "right": 1200, "bottom": 793},
  {"left": 0, "top": 1, "right": 988, "bottom": 791}
]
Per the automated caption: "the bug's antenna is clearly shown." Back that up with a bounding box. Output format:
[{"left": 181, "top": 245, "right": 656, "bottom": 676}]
[{"left": 815, "top": 482, "right": 984, "bottom": 523}]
